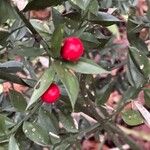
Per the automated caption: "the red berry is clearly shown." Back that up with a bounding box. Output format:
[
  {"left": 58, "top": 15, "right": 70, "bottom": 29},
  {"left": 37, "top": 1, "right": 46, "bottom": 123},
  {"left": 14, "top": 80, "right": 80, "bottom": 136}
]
[
  {"left": 61, "top": 37, "right": 84, "bottom": 61},
  {"left": 41, "top": 83, "right": 60, "bottom": 103}
]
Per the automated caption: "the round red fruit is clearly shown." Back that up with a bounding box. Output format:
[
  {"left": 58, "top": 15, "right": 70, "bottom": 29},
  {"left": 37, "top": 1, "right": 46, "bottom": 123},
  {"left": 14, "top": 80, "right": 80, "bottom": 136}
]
[
  {"left": 41, "top": 83, "right": 60, "bottom": 103},
  {"left": 61, "top": 37, "right": 84, "bottom": 61}
]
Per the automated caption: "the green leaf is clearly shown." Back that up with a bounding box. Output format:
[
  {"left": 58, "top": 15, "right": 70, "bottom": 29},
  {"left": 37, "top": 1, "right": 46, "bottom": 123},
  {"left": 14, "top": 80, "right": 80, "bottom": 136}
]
[
  {"left": 38, "top": 108, "right": 59, "bottom": 134},
  {"left": 23, "top": 122, "right": 50, "bottom": 146},
  {"left": 26, "top": 68, "right": 55, "bottom": 109},
  {"left": 11, "top": 47, "right": 44, "bottom": 57},
  {"left": 53, "top": 61, "right": 79, "bottom": 110},
  {"left": 38, "top": 108, "right": 60, "bottom": 144},
  {"left": 64, "top": 57, "right": 109, "bottom": 74},
  {"left": 80, "top": 32, "right": 99, "bottom": 44},
  {"left": 144, "top": 88, "right": 150, "bottom": 108},
  {"left": 87, "top": 12, "right": 120, "bottom": 26},
  {"left": 96, "top": 81, "right": 114, "bottom": 105},
  {"left": 88, "top": 0, "right": 99, "bottom": 14},
  {"left": 122, "top": 110, "right": 144, "bottom": 126},
  {"left": 70, "top": 0, "right": 91, "bottom": 10},
  {"left": 9, "top": 90, "right": 27, "bottom": 112},
  {"left": 23, "top": 0, "right": 67, "bottom": 11},
  {"left": 0, "top": 30, "right": 9, "bottom": 46},
  {"left": 8, "top": 136, "right": 19, "bottom": 150},
  {"left": 0, "top": 116, "right": 6, "bottom": 136},
  {"left": 58, "top": 111, "right": 78, "bottom": 133},
  {"left": 51, "top": 24, "right": 64, "bottom": 58},
  {"left": 0, "top": 0, "right": 17, "bottom": 24},
  {"left": 52, "top": 8, "right": 64, "bottom": 28},
  {"left": 129, "top": 47, "right": 150, "bottom": 78},
  {"left": 0, "top": 61, "right": 23, "bottom": 73},
  {"left": 127, "top": 52, "right": 146, "bottom": 88}
]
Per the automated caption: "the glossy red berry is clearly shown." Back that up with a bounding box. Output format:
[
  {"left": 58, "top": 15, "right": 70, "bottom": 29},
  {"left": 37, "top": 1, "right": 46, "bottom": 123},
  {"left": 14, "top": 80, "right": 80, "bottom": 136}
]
[
  {"left": 61, "top": 37, "right": 84, "bottom": 62},
  {"left": 41, "top": 83, "right": 60, "bottom": 103}
]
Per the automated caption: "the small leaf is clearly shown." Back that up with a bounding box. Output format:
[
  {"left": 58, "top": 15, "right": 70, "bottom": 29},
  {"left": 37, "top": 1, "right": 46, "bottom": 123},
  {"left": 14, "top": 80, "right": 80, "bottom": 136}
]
[
  {"left": 9, "top": 90, "right": 27, "bottom": 112},
  {"left": 64, "top": 57, "right": 109, "bottom": 74},
  {"left": 122, "top": 110, "right": 144, "bottom": 126},
  {"left": 53, "top": 61, "right": 79, "bottom": 110},
  {"left": 8, "top": 136, "right": 19, "bottom": 150},
  {"left": 51, "top": 24, "right": 64, "bottom": 58},
  {"left": 23, "top": 0, "right": 67, "bottom": 11},
  {"left": 58, "top": 111, "right": 78, "bottom": 133},
  {"left": 23, "top": 122, "right": 50, "bottom": 146},
  {"left": 26, "top": 68, "right": 55, "bottom": 109}
]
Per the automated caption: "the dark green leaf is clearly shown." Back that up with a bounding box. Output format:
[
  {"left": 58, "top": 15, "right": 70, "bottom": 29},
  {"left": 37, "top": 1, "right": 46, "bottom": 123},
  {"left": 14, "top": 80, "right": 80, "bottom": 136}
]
[
  {"left": 53, "top": 61, "right": 79, "bottom": 110},
  {"left": 11, "top": 47, "right": 44, "bottom": 57},
  {"left": 23, "top": 122, "right": 50, "bottom": 146},
  {"left": 0, "top": 61, "right": 23, "bottom": 73},
  {"left": 87, "top": 12, "right": 120, "bottom": 26},
  {"left": 0, "top": 116, "right": 6, "bottom": 136},
  {"left": 0, "top": 0, "right": 17, "bottom": 24},
  {"left": 51, "top": 24, "right": 64, "bottom": 58},
  {"left": 26, "top": 68, "right": 55, "bottom": 109},
  {"left": 144, "top": 88, "right": 150, "bottom": 108},
  {"left": 70, "top": 0, "right": 91, "bottom": 10},
  {"left": 8, "top": 136, "right": 19, "bottom": 150},
  {"left": 96, "top": 81, "right": 114, "bottom": 105},
  {"left": 9, "top": 90, "right": 27, "bottom": 112},
  {"left": 80, "top": 32, "right": 99, "bottom": 44},
  {"left": 122, "top": 110, "right": 144, "bottom": 126},
  {"left": 64, "top": 57, "right": 109, "bottom": 74},
  {"left": 127, "top": 52, "right": 146, "bottom": 88},
  {"left": 129, "top": 47, "right": 150, "bottom": 78},
  {"left": 58, "top": 111, "right": 78, "bottom": 133},
  {"left": 52, "top": 8, "right": 64, "bottom": 28},
  {"left": 38, "top": 108, "right": 59, "bottom": 134},
  {"left": 23, "top": 0, "right": 67, "bottom": 11},
  {"left": 0, "top": 30, "right": 9, "bottom": 46}
]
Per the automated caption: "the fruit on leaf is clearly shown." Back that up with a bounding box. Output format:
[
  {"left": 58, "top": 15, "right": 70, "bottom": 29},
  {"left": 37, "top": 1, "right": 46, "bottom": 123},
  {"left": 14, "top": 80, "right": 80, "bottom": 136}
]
[
  {"left": 41, "top": 83, "right": 60, "bottom": 103},
  {"left": 61, "top": 37, "right": 84, "bottom": 61}
]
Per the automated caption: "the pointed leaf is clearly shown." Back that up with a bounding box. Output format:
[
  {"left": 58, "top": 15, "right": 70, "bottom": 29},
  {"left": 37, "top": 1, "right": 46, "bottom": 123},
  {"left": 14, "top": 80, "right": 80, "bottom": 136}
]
[
  {"left": 129, "top": 47, "right": 150, "bottom": 78},
  {"left": 53, "top": 61, "right": 79, "bottom": 110},
  {"left": 27, "top": 68, "right": 55, "bottom": 109},
  {"left": 51, "top": 24, "right": 64, "bottom": 58},
  {"left": 23, "top": 122, "right": 50, "bottom": 146},
  {"left": 0, "top": 61, "right": 23, "bottom": 73},
  {"left": 8, "top": 136, "right": 19, "bottom": 150},
  {"left": 87, "top": 12, "right": 120, "bottom": 26},
  {"left": 144, "top": 88, "right": 150, "bottom": 108},
  {"left": 70, "top": 0, "right": 91, "bottom": 10},
  {"left": 9, "top": 90, "right": 27, "bottom": 112},
  {"left": 11, "top": 47, "right": 44, "bottom": 57},
  {"left": 58, "top": 111, "right": 78, "bottom": 133},
  {"left": 64, "top": 57, "right": 109, "bottom": 74}
]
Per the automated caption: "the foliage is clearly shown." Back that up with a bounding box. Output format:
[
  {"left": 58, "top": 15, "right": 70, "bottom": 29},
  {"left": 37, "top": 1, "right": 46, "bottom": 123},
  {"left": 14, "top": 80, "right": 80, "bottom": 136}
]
[{"left": 0, "top": 0, "right": 150, "bottom": 149}]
